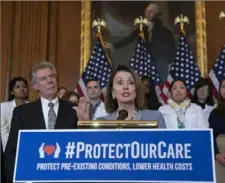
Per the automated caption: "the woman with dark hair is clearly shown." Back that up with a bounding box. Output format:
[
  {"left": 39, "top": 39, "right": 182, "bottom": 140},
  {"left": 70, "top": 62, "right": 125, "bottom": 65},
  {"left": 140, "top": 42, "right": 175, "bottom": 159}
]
[
  {"left": 209, "top": 79, "right": 225, "bottom": 167},
  {"left": 57, "top": 86, "right": 67, "bottom": 99},
  {"left": 141, "top": 76, "right": 161, "bottom": 110},
  {"left": 1, "top": 77, "right": 29, "bottom": 151},
  {"left": 159, "top": 79, "right": 208, "bottom": 129},
  {"left": 62, "top": 91, "right": 80, "bottom": 105},
  {"left": 75, "top": 65, "right": 166, "bottom": 128},
  {"left": 192, "top": 78, "right": 216, "bottom": 121}
]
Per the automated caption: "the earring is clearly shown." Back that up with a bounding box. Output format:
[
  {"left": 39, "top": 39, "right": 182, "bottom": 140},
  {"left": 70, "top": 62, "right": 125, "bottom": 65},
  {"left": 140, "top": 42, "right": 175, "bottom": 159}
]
[{"left": 112, "top": 95, "right": 115, "bottom": 99}]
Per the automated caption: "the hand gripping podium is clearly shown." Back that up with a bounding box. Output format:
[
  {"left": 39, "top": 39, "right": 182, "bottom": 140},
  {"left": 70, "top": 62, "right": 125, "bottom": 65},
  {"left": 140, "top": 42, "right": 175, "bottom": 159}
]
[{"left": 14, "top": 120, "right": 215, "bottom": 183}]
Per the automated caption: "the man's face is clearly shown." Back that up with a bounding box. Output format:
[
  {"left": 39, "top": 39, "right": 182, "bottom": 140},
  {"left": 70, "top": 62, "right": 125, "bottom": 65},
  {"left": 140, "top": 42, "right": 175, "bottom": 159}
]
[
  {"left": 33, "top": 68, "right": 58, "bottom": 99},
  {"left": 86, "top": 81, "right": 101, "bottom": 100},
  {"left": 144, "top": 4, "right": 157, "bottom": 21}
]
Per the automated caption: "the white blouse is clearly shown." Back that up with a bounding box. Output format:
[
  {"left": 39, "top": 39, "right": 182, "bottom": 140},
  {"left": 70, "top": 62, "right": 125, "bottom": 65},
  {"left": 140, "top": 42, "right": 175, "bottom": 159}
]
[
  {"left": 1, "top": 100, "right": 28, "bottom": 151},
  {"left": 158, "top": 103, "right": 209, "bottom": 129}
]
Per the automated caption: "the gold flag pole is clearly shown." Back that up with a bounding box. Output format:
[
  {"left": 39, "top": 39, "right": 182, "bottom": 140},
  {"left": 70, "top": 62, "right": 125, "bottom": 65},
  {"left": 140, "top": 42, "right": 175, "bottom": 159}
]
[
  {"left": 174, "top": 14, "right": 189, "bottom": 35},
  {"left": 92, "top": 18, "right": 112, "bottom": 66},
  {"left": 134, "top": 16, "right": 148, "bottom": 39}
]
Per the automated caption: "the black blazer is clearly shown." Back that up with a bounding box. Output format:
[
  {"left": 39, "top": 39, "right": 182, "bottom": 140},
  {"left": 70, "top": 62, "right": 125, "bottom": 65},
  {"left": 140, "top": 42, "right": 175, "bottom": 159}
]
[{"left": 4, "top": 99, "right": 78, "bottom": 183}]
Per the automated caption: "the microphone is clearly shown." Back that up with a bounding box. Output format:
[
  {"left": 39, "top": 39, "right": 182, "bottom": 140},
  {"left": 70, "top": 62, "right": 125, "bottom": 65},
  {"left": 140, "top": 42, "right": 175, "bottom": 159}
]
[{"left": 117, "top": 109, "right": 128, "bottom": 120}]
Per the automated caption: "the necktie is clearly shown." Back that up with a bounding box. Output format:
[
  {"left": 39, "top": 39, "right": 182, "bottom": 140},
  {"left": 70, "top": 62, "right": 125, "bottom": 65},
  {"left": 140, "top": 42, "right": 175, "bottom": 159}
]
[
  {"left": 89, "top": 102, "right": 101, "bottom": 120},
  {"left": 48, "top": 102, "right": 56, "bottom": 129}
]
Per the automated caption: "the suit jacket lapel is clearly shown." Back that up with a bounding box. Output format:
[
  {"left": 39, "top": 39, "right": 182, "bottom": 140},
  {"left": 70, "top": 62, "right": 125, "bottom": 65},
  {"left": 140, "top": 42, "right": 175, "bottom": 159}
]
[
  {"left": 34, "top": 99, "right": 46, "bottom": 129},
  {"left": 55, "top": 99, "right": 65, "bottom": 129}
]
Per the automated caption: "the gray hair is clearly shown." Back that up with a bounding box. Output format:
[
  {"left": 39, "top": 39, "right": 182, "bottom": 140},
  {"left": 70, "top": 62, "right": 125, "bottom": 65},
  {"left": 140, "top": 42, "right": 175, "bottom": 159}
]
[
  {"left": 30, "top": 61, "right": 57, "bottom": 84},
  {"left": 146, "top": 3, "right": 161, "bottom": 17}
]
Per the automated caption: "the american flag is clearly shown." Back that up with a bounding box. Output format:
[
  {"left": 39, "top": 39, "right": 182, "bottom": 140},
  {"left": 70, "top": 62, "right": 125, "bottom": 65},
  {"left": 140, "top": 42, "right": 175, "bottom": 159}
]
[
  {"left": 209, "top": 44, "right": 225, "bottom": 96},
  {"left": 76, "top": 35, "right": 112, "bottom": 97},
  {"left": 129, "top": 35, "right": 167, "bottom": 104},
  {"left": 163, "top": 32, "right": 201, "bottom": 100}
]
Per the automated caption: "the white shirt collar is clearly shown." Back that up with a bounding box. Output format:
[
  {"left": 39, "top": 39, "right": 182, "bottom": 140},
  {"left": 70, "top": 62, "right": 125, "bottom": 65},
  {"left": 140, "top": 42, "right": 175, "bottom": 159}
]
[
  {"left": 40, "top": 96, "right": 59, "bottom": 129},
  {"left": 40, "top": 96, "right": 59, "bottom": 106}
]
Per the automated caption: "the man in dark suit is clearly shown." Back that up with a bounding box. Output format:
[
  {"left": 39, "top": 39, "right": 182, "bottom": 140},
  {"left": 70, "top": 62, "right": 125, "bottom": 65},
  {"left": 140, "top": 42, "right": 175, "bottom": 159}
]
[
  {"left": 4, "top": 61, "right": 78, "bottom": 182},
  {"left": 104, "top": 3, "right": 176, "bottom": 81}
]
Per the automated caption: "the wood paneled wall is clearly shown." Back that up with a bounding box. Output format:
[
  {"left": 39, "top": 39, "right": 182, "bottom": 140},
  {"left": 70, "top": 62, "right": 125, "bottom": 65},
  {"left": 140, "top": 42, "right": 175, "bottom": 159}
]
[
  {"left": 206, "top": 1, "right": 225, "bottom": 70},
  {"left": 1, "top": 1, "right": 81, "bottom": 102},
  {"left": 2, "top": 1, "right": 225, "bottom": 102}
]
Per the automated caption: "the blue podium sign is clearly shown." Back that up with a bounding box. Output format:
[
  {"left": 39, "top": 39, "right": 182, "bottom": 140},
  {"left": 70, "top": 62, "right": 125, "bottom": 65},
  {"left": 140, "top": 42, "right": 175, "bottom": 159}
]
[{"left": 14, "top": 129, "right": 215, "bottom": 182}]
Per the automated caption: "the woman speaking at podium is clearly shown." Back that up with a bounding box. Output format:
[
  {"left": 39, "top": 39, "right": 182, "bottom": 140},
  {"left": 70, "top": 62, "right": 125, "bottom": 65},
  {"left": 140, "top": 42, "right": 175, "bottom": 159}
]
[{"left": 75, "top": 65, "right": 166, "bottom": 128}]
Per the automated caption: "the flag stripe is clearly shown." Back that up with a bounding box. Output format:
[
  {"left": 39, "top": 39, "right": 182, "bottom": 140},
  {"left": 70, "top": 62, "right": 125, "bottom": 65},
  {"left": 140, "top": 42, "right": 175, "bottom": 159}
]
[
  {"left": 76, "top": 35, "right": 112, "bottom": 98},
  {"left": 163, "top": 32, "right": 201, "bottom": 101},
  {"left": 129, "top": 35, "right": 166, "bottom": 104},
  {"left": 208, "top": 44, "right": 225, "bottom": 97}
]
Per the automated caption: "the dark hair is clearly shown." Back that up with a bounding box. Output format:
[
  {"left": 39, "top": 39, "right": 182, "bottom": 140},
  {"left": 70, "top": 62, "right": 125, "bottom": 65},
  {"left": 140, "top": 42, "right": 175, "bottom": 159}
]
[
  {"left": 8, "top": 77, "right": 29, "bottom": 101},
  {"left": 58, "top": 87, "right": 67, "bottom": 92},
  {"left": 192, "top": 78, "right": 215, "bottom": 106},
  {"left": 105, "top": 65, "right": 145, "bottom": 113},
  {"left": 170, "top": 79, "right": 187, "bottom": 92},
  {"left": 62, "top": 91, "right": 80, "bottom": 102},
  {"left": 85, "top": 79, "right": 100, "bottom": 87},
  {"left": 216, "top": 79, "right": 225, "bottom": 113},
  {"left": 141, "top": 76, "right": 161, "bottom": 110}
]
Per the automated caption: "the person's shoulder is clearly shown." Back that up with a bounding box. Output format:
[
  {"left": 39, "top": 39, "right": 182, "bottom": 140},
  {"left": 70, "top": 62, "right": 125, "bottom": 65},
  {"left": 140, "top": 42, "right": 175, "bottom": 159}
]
[
  {"left": 141, "top": 109, "right": 159, "bottom": 114},
  {"left": 14, "top": 100, "right": 36, "bottom": 112},
  {"left": 140, "top": 109, "right": 162, "bottom": 118},
  {"left": 59, "top": 99, "right": 77, "bottom": 113},
  {"left": 158, "top": 104, "right": 169, "bottom": 110},
  {"left": 1, "top": 101, "right": 10, "bottom": 108},
  {"left": 96, "top": 112, "right": 115, "bottom": 120},
  {"left": 208, "top": 108, "right": 219, "bottom": 123},
  {"left": 210, "top": 108, "right": 216, "bottom": 114},
  {"left": 206, "top": 104, "right": 217, "bottom": 110},
  {"left": 59, "top": 99, "right": 74, "bottom": 107},
  {"left": 209, "top": 108, "right": 219, "bottom": 116},
  {"left": 158, "top": 104, "right": 172, "bottom": 113},
  {"left": 189, "top": 103, "right": 202, "bottom": 111}
]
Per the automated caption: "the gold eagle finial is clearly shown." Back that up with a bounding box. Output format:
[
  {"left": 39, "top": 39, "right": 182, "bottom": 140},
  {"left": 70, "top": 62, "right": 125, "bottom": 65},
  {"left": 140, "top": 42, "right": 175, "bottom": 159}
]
[
  {"left": 92, "top": 18, "right": 106, "bottom": 34},
  {"left": 134, "top": 16, "right": 148, "bottom": 32},
  {"left": 174, "top": 14, "right": 189, "bottom": 33}
]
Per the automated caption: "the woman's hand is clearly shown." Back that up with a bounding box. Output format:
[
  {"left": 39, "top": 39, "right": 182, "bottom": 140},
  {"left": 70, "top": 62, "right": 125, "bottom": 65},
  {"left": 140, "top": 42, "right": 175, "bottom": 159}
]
[
  {"left": 216, "top": 153, "right": 225, "bottom": 166},
  {"left": 73, "top": 97, "right": 90, "bottom": 121}
]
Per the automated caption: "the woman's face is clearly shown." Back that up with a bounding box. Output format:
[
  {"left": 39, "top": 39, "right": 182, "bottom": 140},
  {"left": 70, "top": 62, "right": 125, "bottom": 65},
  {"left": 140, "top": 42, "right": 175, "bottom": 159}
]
[
  {"left": 11, "top": 80, "right": 28, "bottom": 99},
  {"left": 69, "top": 95, "right": 78, "bottom": 104},
  {"left": 197, "top": 85, "right": 209, "bottom": 101},
  {"left": 112, "top": 71, "right": 136, "bottom": 104},
  {"left": 171, "top": 81, "right": 187, "bottom": 103},
  {"left": 220, "top": 79, "right": 225, "bottom": 100},
  {"left": 57, "top": 88, "right": 66, "bottom": 99}
]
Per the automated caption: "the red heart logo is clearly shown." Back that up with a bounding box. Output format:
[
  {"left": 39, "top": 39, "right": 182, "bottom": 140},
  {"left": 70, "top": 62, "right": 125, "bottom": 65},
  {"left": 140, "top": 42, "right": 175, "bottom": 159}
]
[{"left": 44, "top": 145, "right": 56, "bottom": 155}]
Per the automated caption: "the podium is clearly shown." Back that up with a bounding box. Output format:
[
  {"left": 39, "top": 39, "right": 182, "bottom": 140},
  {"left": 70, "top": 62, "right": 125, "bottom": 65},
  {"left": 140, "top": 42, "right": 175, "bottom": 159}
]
[
  {"left": 13, "top": 123, "right": 215, "bottom": 183},
  {"left": 78, "top": 120, "right": 158, "bottom": 129}
]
